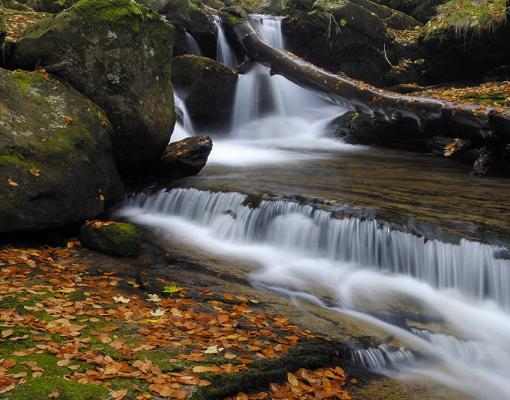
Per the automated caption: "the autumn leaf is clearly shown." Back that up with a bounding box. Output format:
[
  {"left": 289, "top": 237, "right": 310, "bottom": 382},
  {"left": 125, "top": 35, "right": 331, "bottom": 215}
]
[
  {"left": 163, "top": 285, "right": 183, "bottom": 295},
  {"left": 63, "top": 115, "right": 74, "bottom": 125},
  {"left": 113, "top": 296, "right": 130, "bottom": 304},
  {"left": 147, "top": 294, "right": 161, "bottom": 303},
  {"left": 149, "top": 308, "right": 165, "bottom": 317},
  {"left": 7, "top": 179, "right": 18, "bottom": 187}
]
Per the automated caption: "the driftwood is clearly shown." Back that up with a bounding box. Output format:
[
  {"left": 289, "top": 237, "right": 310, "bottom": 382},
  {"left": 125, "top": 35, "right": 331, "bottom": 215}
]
[{"left": 233, "top": 20, "right": 510, "bottom": 144}]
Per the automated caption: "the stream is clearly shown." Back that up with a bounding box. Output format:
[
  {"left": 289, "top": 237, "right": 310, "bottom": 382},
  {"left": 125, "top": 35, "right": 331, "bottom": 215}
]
[{"left": 121, "top": 15, "right": 510, "bottom": 400}]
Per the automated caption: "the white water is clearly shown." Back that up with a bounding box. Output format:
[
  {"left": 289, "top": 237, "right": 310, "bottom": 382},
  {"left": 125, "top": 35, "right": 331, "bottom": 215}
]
[
  {"left": 171, "top": 92, "right": 194, "bottom": 142},
  {"left": 184, "top": 31, "right": 202, "bottom": 55},
  {"left": 213, "top": 16, "right": 238, "bottom": 67},
  {"left": 206, "top": 15, "right": 357, "bottom": 167},
  {"left": 119, "top": 187, "right": 510, "bottom": 399}
]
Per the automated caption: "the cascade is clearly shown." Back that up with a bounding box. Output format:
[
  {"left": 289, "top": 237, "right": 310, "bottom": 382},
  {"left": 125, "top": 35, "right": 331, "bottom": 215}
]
[
  {"left": 118, "top": 187, "right": 510, "bottom": 399},
  {"left": 184, "top": 31, "right": 202, "bottom": 55},
  {"left": 213, "top": 16, "right": 238, "bottom": 67}
]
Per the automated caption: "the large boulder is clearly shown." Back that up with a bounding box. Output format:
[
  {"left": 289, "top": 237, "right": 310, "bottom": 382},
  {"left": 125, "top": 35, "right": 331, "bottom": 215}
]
[
  {"left": 160, "top": 136, "right": 213, "bottom": 178},
  {"left": 0, "top": 4, "right": 5, "bottom": 46},
  {"left": 162, "top": 0, "right": 216, "bottom": 58},
  {"left": 373, "top": 0, "right": 448, "bottom": 22},
  {"left": 172, "top": 55, "right": 237, "bottom": 131},
  {"left": 419, "top": 3, "right": 510, "bottom": 84},
  {"left": 0, "top": 68, "right": 124, "bottom": 232},
  {"left": 11, "top": 0, "right": 176, "bottom": 169},
  {"left": 283, "top": 0, "right": 419, "bottom": 85},
  {"left": 24, "top": 0, "right": 78, "bottom": 13}
]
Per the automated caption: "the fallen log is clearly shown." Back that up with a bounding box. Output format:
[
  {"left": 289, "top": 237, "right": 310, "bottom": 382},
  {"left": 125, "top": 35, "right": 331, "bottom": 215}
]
[{"left": 232, "top": 19, "right": 510, "bottom": 143}]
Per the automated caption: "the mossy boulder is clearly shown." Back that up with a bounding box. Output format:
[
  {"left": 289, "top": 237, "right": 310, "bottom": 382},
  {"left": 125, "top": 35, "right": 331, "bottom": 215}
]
[
  {"left": 162, "top": 0, "right": 216, "bottom": 58},
  {"left": 7, "top": 377, "right": 109, "bottom": 400},
  {"left": 0, "top": 3, "right": 5, "bottom": 46},
  {"left": 373, "top": 0, "right": 448, "bottom": 22},
  {"left": 24, "top": 0, "right": 78, "bottom": 13},
  {"left": 160, "top": 136, "right": 212, "bottom": 178},
  {"left": 11, "top": 0, "right": 176, "bottom": 169},
  {"left": 172, "top": 55, "right": 237, "bottom": 130},
  {"left": 283, "top": 0, "right": 418, "bottom": 84},
  {"left": 0, "top": 68, "right": 124, "bottom": 233},
  {"left": 419, "top": 0, "right": 510, "bottom": 84},
  {"left": 79, "top": 221, "right": 142, "bottom": 257}
]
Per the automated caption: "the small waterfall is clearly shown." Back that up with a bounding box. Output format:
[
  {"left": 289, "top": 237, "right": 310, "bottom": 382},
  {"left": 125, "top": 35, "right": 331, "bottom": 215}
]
[
  {"left": 213, "top": 16, "right": 238, "bottom": 67},
  {"left": 184, "top": 31, "right": 202, "bottom": 55},
  {"left": 172, "top": 92, "right": 194, "bottom": 142},
  {"left": 351, "top": 344, "right": 417, "bottom": 370},
  {"left": 119, "top": 187, "right": 510, "bottom": 398},
  {"left": 230, "top": 15, "right": 332, "bottom": 136},
  {"left": 121, "top": 188, "right": 510, "bottom": 307}
]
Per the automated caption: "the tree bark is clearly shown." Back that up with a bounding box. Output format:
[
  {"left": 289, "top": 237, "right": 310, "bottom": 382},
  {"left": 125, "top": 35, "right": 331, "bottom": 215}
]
[{"left": 233, "top": 20, "right": 510, "bottom": 143}]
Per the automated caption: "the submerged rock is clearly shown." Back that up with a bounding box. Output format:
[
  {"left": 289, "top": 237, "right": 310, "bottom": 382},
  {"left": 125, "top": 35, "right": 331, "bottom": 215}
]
[
  {"left": 160, "top": 136, "right": 213, "bottom": 178},
  {"left": 12, "top": 0, "right": 176, "bottom": 169},
  {"left": 172, "top": 55, "right": 237, "bottom": 131},
  {"left": 0, "top": 68, "right": 124, "bottom": 233},
  {"left": 80, "top": 221, "right": 141, "bottom": 257}
]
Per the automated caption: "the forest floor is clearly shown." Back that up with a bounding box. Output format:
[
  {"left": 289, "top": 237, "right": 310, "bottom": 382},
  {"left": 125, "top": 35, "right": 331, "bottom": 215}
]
[{"left": 0, "top": 241, "right": 353, "bottom": 400}]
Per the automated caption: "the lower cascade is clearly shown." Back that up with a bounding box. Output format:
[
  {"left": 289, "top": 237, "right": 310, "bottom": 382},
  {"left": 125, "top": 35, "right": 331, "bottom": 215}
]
[{"left": 119, "top": 187, "right": 510, "bottom": 400}]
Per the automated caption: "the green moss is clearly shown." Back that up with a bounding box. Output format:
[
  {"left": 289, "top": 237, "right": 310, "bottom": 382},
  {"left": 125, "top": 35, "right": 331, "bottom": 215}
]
[
  {"left": 425, "top": 0, "right": 507, "bottom": 36},
  {"left": 69, "top": 0, "right": 159, "bottom": 32},
  {"left": 462, "top": 91, "right": 510, "bottom": 107},
  {"left": 8, "top": 377, "right": 109, "bottom": 400},
  {"left": 79, "top": 222, "right": 141, "bottom": 257}
]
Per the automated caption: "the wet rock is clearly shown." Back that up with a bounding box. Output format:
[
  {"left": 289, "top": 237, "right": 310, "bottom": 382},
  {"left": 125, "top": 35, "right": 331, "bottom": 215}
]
[
  {"left": 328, "top": 111, "right": 425, "bottom": 150},
  {"left": 172, "top": 55, "right": 237, "bottom": 131},
  {"left": 80, "top": 221, "right": 141, "bottom": 257},
  {"left": 0, "top": 68, "right": 124, "bottom": 233},
  {"left": 163, "top": 0, "right": 216, "bottom": 58},
  {"left": 160, "top": 136, "right": 213, "bottom": 178},
  {"left": 283, "top": 0, "right": 419, "bottom": 85},
  {"left": 11, "top": 0, "right": 176, "bottom": 169}
]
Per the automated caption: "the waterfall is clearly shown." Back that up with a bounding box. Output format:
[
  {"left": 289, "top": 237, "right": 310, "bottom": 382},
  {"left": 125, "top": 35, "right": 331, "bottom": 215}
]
[
  {"left": 213, "top": 16, "right": 238, "bottom": 67},
  {"left": 184, "top": 31, "right": 202, "bottom": 55},
  {"left": 118, "top": 187, "right": 510, "bottom": 399},
  {"left": 172, "top": 92, "right": 194, "bottom": 142}
]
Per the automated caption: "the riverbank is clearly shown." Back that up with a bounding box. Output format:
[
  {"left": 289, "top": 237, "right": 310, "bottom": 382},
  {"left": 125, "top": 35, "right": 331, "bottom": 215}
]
[{"left": 0, "top": 231, "right": 468, "bottom": 400}]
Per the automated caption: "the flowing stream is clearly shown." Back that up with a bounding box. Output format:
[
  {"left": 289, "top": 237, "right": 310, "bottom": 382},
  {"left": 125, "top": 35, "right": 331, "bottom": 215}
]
[{"left": 125, "top": 14, "right": 510, "bottom": 400}]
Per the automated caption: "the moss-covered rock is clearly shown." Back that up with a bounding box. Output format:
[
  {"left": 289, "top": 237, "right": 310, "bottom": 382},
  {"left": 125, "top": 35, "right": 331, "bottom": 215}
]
[
  {"left": 172, "top": 55, "right": 237, "bottom": 130},
  {"left": 7, "top": 377, "right": 109, "bottom": 400},
  {"left": 0, "top": 3, "right": 5, "bottom": 46},
  {"left": 163, "top": 0, "right": 217, "bottom": 58},
  {"left": 0, "top": 68, "right": 124, "bottom": 233},
  {"left": 25, "top": 0, "right": 78, "bottom": 13},
  {"left": 12, "top": 0, "right": 176, "bottom": 169},
  {"left": 160, "top": 136, "right": 212, "bottom": 178},
  {"left": 283, "top": 0, "right": 418, "bottom": 85},
  {"left": 373, "top": 0, "right": 448, "bottom": 22},
  {"left": 419, "top": 0, "right": 510, "bottom": 84},
  {"left": 79, "top": 221, "right": 142, "bottom": 257}
]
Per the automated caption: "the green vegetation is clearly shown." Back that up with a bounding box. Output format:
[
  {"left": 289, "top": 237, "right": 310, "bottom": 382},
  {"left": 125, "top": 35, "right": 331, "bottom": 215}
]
[
  {"left": 79, "top": 222, "right": 141, "bottom": 257},
  {"left": 425, "top": 0, "right": 507, "bottom": 36},
  {"left": 8, "top": 377, "right": 109, "bottom": 400}
]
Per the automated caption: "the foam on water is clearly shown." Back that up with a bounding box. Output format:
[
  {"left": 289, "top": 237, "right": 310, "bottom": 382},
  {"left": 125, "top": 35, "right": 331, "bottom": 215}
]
[{"left": 118, "top": 187, "right": 510, "bottom": 399}]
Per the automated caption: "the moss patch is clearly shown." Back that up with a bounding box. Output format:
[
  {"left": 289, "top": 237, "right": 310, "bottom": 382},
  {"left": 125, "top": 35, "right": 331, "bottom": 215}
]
[
  {"left": 425, "top": 0, "right": 507, "bottom": 36},
  {"left": 8, "top": 377, "right": 109, "bottom": 400}
]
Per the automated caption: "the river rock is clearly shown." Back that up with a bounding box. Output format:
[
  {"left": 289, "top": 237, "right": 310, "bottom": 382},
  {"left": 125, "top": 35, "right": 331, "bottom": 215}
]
[
  {"left": 11, "top": 0, "right": 176, "bottom": 169},
  {"left": 162, "top": 0, "right": 216, "bottom": 58},
  {"left": 79, "top": 221, "right": 141, "bottom": 257},
  {"left": 419, "top": 23, "right": 510, "bottom": 84},
  {"left": 24, "top": 0, "right": 78, "bottom": 13},
  {"left": 283, "top": 0, "right": 419, "bottom": 85},
  {"left": 0, "top": 4, "right": 5, "bottom": 46},
  {"left": 0, "top": 68, "right": 124, "bottom": 233},
  {"left": 172, "top": 55, "right": 237, "bottom": 131},
  {"left": 160, "top": 136, "right": 213, "bottom": 178}
]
